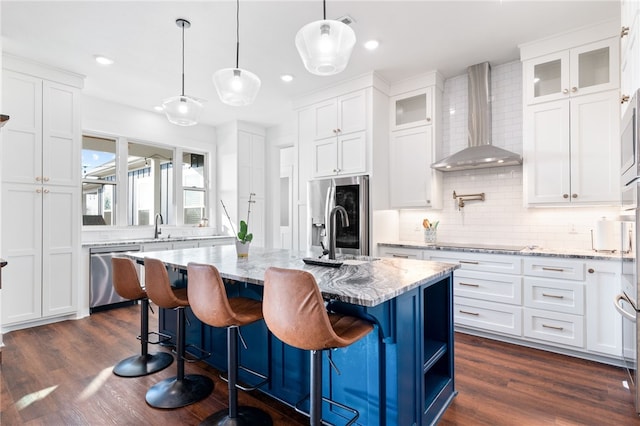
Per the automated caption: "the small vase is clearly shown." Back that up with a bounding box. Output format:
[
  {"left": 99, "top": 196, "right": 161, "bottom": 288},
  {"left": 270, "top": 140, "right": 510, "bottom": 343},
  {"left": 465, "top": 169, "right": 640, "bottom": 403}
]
[
  {"left": 424, "top": 229, "right": 437, "bottom": 244},
  {"left": 235, "top": 240, "right": 250, "bottom": 258}
]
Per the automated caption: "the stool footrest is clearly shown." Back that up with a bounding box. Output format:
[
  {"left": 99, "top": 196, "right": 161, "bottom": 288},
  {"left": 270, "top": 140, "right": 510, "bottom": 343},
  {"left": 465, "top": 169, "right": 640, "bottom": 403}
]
[
  {"left": 172, "top": 343, "right": 211, "bottom": 363},
  {"left": 219, "top": 365, "right": 268, "bottom": 391},
  {"left": 137, "top": 331, "right": 172, "bottom": 345},
  {"left": 295, "top": 395, "right": 360, "bottom": 426}
]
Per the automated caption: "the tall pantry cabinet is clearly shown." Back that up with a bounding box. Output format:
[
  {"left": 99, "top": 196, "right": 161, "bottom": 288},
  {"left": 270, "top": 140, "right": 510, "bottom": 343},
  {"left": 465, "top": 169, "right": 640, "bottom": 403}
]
[{"left": 1, "top": 56, "right": 83, "bottom": 329}]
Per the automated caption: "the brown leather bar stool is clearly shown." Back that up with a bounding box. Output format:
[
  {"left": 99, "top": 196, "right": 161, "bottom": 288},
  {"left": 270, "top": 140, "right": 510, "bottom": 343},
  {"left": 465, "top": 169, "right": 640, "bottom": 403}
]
[
  {"left": 111, "top": 257, "right": 173, "bottom": 377},
  {"left": 263, "top": 267, "right": 374, "bottom": 426},
  {"left": 187, "top": 262, "right": 272, "bottom": 426},
  {"left": 143, "top": 257, "right": 214, "bottom": 409}
]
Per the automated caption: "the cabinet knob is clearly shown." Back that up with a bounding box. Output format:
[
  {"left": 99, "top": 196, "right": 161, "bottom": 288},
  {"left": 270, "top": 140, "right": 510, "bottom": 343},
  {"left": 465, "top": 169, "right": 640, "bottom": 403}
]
[
  {"left": 43, "top": 177, "right": 50, "bottom": 182},
  {"left": 35, "top": 176, "right": 42, "bottom": 182},
  {"left": 426, "top": 117, "right": 431, "bottom": 122},
  {"left": 572, "top": 193, "right": 577, "bottom": 198},
  {"left": 36, "top": 188, "right": 42, "bottom": 194},
  {"left": 588, "top": 268, "right": 595, "bottom": 274},
  {"left": 571, "top": 87, "right": 577, "bottom": 93},
  {"left": 563, "top": 194, "right": 569, "bottom": 199},
  {"left": 562, "top": 89, "right": 569, "bottom": 94},
  {"left": 43, "top": 189, "right": 50, "bottom": 194},
  {"left": 622, "top": 26, "right": 630, "bottom": 38},
  {"left": 336, "top": 128, "right": 341, "bottom": 133},
  {"left": 622, "top": 95, "right": 630, "bottom": 104}
]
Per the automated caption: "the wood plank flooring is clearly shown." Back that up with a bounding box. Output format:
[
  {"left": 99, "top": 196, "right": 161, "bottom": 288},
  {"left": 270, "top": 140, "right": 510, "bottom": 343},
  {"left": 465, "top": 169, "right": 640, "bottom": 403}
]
[{"left": 1, "top": 304, "right": 639, "bottom": 425}]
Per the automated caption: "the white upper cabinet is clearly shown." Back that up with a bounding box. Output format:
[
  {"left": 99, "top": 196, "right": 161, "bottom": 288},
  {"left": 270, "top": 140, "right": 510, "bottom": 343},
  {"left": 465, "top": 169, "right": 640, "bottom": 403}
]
[
  {"left": 390, "top": 87, "right": 434, "bottom": 131},
  {"left": 523, "top": 37, "right": 618, "bottom": 105},
  {"left": 312, "top": 90, "right": 366, "bottom": 140},
  {"left": 621, "top": 3, "right": 640, "bottom": 116}
]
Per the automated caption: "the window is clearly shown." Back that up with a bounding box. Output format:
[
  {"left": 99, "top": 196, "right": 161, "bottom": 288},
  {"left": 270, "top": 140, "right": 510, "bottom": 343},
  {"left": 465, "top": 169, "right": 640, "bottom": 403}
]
[
  {"left": 182, "top": 152, "right": 206, "bottom": 225},
  {"left": 82, "top": 136, "right": 117, "bottom": 226}
]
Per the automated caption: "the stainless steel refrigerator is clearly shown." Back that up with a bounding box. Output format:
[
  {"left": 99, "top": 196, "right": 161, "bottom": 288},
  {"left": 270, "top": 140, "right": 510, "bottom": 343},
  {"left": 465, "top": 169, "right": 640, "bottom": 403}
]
[{"left": 307, "top": 175, "right": 369, "bottom": 256}]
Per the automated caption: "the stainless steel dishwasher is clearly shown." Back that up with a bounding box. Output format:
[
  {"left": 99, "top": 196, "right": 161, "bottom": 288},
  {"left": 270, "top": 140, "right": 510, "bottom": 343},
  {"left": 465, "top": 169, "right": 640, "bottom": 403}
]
[{"left": 90, "top": 245, "right": 141, "bottom": 312}]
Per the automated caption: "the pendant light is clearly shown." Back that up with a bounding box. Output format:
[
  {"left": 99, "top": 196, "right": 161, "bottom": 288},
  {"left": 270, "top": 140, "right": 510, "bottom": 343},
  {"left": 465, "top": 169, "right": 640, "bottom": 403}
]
[
  {"left": 295, "top": 0, "right": 356, "bottom": 76},
  {"left": 162, "top": 18, "right": 204, "bottom": 126},
  {"left": 212, "top": 0, "right": 261, "bottom": 106}
]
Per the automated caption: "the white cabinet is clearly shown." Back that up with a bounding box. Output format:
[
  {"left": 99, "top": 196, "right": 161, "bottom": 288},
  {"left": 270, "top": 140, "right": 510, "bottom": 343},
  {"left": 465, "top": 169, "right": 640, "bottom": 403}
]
[
  {"left": 387, "top": 76, "right": 443, "bottom": 209},
  {"left": 523, "top": 90, "right": 620, "bottom": 205},
  {"left": 217, "top": 122, "right": 266, "bottom": 247},
  {"left": 377, "top": 245, "right": 423, "bottom": 260},
  {"left": 523, "top": 37, "right": 618, "bottom": 105},
  {"left": 585, "top": 260, "right": 623, "bottom": 357},
  {"left": 310, "top": 90, "right": 367, "bottom": 178},
  {"left": 621, "top": 4, "right": 640, "bottom": 117},
  {"left": 1, "top": 63, "right": 82, "bottom": 328}
]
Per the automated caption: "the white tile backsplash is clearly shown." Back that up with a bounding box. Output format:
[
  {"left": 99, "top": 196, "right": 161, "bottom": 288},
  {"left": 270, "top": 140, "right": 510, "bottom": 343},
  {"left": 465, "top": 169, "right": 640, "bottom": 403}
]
[{"left": 397, "top": 60, "right": 622, "bottom": 251}]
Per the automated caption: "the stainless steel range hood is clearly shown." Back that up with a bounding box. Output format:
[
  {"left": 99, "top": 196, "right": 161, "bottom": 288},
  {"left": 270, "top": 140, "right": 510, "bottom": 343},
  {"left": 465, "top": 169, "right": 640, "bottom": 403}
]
[{"left": 432, "top": 62, "right": 522, "bottom": 171}]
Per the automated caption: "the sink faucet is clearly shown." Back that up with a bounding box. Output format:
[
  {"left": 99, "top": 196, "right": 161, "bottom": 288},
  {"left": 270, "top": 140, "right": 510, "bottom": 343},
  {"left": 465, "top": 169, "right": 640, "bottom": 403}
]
[
  {"left": 328, "top": 206, "right": 349, "bottom": 260},
  {"left": 154, "top": 213, "right": 163, "bottom": 239}
]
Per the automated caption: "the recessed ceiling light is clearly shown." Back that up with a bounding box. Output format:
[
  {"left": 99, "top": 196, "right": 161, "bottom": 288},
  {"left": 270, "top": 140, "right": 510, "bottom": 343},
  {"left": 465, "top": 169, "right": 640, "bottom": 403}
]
[
  {"left": 94, "top": 55, "right": 114, "bottom": 65},
  {"left": 280, "top": 74, "right": 294, "bottom": 82},
  {"left": 364, "top": 40, "right": 379, "bottom": 50}
]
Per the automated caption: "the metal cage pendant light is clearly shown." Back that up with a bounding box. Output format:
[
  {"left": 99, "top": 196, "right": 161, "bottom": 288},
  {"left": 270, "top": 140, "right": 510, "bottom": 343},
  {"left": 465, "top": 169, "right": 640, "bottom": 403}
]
[
  {"left": 163, "top": 18, "right": 204, "bottom": 126},
  {"left": 295, "top": 0, "right": 356, "bottom": 76},
  {"left": 212, "top": 0, "right": 261, "bottom": 106}
]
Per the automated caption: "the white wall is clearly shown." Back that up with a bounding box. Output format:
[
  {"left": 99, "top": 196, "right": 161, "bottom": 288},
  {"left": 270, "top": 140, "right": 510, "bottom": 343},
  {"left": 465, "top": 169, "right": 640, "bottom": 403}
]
[{"left": 397, "top": 60, "right": 622, "bottom": 250}]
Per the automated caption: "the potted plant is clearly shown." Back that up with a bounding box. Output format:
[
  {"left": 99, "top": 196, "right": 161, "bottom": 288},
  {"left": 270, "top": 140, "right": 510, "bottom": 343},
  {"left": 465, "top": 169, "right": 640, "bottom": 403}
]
[{"left": 221, "top": 193, "right": 255, "bottom": 258}]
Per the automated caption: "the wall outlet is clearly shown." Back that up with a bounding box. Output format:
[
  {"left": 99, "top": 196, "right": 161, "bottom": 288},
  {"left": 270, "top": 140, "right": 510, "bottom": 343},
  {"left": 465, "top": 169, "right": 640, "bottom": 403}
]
[{"left": 568, "top": 223, "right": 578, "bottom": 234}]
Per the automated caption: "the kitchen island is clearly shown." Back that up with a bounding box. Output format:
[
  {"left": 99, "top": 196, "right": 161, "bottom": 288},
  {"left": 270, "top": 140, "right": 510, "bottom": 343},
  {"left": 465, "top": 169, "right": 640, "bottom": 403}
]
[{"left": 128, "top": 246, "right": 458, "bottom": 425}]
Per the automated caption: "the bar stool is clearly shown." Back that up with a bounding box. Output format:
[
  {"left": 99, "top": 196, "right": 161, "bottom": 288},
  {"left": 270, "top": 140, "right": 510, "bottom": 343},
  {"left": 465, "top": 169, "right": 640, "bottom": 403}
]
[
  {"left": 143, "top": 257, "right": 214, "bottom": 409},
  {"left": 263, "top": 267, "right": 374, "bottom": 426},
  {"left": 111, "top": 257, "right": 173, "bottom": 377},
  {"left": 187, "top": 262, "right": 272, "bottom": 426}
]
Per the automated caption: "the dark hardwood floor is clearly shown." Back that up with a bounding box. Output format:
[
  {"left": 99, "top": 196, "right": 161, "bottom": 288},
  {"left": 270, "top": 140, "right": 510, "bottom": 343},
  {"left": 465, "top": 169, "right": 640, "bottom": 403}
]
[{"left": 1, "top": 304, "right": 639, "bottom": 425}]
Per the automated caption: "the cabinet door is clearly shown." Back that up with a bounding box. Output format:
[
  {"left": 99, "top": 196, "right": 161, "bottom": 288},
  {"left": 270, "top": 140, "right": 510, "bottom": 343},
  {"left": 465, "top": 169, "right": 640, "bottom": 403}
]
[
  {"left": 238, "top": 131, "right": 265, "bottom": 197},
  {"left": 1, "top": 71, "right": 43, "bottom": 185},
  {"left": 569, "top": 38, "right": 619, "bottom": 98},
  {"left": 569, "top": 91, "right": 620, "bottom": 204},
  {"left": 312, "top": 138, "right": 338, "bottom": 178},
  {"left": 313, "top": 98, "right": 338, "bottom": 140},
  {"left": 337, "top": 90, "right": 366, "bottom": 135},
  {"left": 585, "top": 260, "right": 622, "bottom": 357},
  {"left": 524, "top": 50, "right": 570, "bottom": 105},
  {"left": 42, "top": 186, "right": 77, "bottom": 317},
  {"left": 1, "top": 183, "right": 43, "bottom": 325},
  {"left": 389, "top": 126, "right": 434, "bottom": 208},
  {"left": 524, "top": 101, "right": 571, "bottom": 204},
  {"left": 620, "top": 19, "right": 638, "bottom": 117},
  {"left": 390, "top": 87, "right": 433, "bottom": 131},
  {"left": 43, "top": 81, "right": 80, "bottom": 187},
  {"left": 336, "top": 131, "right": 366, "bottom": 175}
]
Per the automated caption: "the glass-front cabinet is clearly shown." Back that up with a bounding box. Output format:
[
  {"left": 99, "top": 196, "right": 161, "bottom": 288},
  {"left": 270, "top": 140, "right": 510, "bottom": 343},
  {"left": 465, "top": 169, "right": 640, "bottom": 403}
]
[
  {"left": 524, "top": 37, "right": 618, "bottom": 105},
  {"left": 390, "top": 87, "right": 433, "bottom": 131}
]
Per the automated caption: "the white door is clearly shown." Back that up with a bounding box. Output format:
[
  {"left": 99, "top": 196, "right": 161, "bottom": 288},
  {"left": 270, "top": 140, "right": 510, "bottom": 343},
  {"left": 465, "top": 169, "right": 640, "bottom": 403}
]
[
  {"left": 389, "top": 126, "right": 432, "bottom": 208},
  {"left": 279, "top": 165, "right": 294, "bottom": 250}
]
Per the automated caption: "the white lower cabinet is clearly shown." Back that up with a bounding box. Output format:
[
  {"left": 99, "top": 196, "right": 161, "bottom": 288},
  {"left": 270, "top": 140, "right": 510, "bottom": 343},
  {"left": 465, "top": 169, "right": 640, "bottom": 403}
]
[
  {"left": 585, "top": 259, "right": 623, "bottom": 357},
  {"left": 523, "top": 308, "right": 584, "bottom": 348},
  {"left": 454, "top": 297, "right": 522, "bottom": 336},
  {"left": 377, "top": 245, "right": 423, "bottom": 260}
]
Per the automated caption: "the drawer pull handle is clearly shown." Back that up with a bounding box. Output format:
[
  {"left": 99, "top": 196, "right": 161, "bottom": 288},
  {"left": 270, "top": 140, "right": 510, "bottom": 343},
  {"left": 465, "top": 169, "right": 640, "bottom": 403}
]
[
  {"left": 542, "top": 324, "right": 564, "bottom": 331},
  {"left": 542, "top": 267, "right": 564, "bottom": 272},
  {"left": 391, "top": 254, "right": 409, "bottom": 259},
  {"left": 542, "top": 293, "right": 564, "bottom": 299},
  {"left": 459, "top": 282, "right": 480, "bottom": 287},
  {"left": 459, "top": 260, "right": 479, "bottom": 265},
  {"left": 459, "top": 310, "right": 479, "bottom": 316}
]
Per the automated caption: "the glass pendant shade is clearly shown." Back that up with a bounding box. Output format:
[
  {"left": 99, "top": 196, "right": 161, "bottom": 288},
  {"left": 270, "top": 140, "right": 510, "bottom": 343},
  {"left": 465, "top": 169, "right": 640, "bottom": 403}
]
[
  {"left": 162, "top": 95, "right": 204, "bottom": 126},
  {"left": 295, "top": 19, "right": 356, "bottom": 76},
  {"left": 212, "top": 67, "right": 261, "bottom": 106}
]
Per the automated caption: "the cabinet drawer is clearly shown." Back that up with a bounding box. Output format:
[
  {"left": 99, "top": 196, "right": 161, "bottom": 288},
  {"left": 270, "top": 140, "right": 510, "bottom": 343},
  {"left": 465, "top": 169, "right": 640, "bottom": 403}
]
[
  {"left": 454, "top": 270, "right": 522, "bottom": 305},
  {"left": 454, "top": 297, "right": 522, "bottom": 336},
  {"left": 523, "top": 257, "right": 585, "bottom": 281},
  {"left": 378, "top": 246, "right": 423, "bottom": 260},
  {"left": 524, "top": 277, "right": 584, "bottom": 315},
  {"left": 523, "top": 308, "right": 584, "bottom": 348},
  {"left": 428, "top": 251, "right": 522, "bottom": 275}
]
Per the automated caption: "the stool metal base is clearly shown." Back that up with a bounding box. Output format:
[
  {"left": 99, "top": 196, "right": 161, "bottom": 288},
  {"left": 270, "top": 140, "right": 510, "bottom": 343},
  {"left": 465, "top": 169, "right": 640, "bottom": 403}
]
[
  {"left": 146, "top": 374, "right": 213, "bottom": 409},
  {"left": 200, "top": 406, "right": 273, "bottom": 426},
  {"left": 113, "top": 352, "right": 174, "bottom": 378}
]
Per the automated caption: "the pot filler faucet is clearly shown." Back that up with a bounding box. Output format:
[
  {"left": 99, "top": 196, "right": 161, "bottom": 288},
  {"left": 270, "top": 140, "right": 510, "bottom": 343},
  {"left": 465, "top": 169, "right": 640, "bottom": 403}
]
[
  {"left": 154, "top": 213, "right": 163, "bottom": 239},
  {"left": 328, "top": 206, "right": 349, "bottom": 260}
]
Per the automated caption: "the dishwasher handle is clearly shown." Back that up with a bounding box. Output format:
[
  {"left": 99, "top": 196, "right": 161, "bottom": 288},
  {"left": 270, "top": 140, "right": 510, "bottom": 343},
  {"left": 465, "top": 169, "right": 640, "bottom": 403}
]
[{"left": 614, "top": 293, "right": 637, "bottom": 322}]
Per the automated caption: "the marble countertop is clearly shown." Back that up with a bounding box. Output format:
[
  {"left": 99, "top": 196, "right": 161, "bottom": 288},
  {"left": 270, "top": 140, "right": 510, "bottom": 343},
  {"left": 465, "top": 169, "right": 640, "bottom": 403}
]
[
  {"left": 379, "top": 241, "right": 632, "bottom": 261},
  {"left": 82, "top": 235, "right": 234, "bottom": 248},
  {"left": 127, "top": 245, "right": 458, "bottom": 307}
]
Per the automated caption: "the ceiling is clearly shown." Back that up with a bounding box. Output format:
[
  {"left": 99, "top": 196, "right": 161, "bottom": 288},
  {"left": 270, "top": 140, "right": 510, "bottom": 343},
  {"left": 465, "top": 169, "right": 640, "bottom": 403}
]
[{"left": 1, "top": 1, "right": 620, "bottom": 128}]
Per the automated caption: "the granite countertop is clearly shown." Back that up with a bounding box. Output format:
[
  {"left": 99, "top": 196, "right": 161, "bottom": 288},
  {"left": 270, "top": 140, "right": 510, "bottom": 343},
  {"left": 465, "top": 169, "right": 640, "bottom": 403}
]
[
  {"left": 82, "top": 235, "right": 234, "bottom": 248},
  {"left": 379, "top": 241, "right": 632, "bottom": 261},
  {"left": 127, "top": 246, "right": 458, "bottom": 307}
]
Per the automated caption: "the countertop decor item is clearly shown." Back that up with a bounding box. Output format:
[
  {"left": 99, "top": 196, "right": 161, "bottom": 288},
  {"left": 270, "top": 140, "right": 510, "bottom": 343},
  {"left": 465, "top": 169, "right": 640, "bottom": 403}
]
[
  {"left": 221, "top": 193, "right": 256, "bottom": 257},
  {"left": 295, "top": 0, "right": 356, "bottom": 76},
  {"left": 423, "top": 218, "right": 439, "bottom": 244},
  {"left": 162, "top": 18, "right": 204, "bottom": 126},
  {"left": 212, "top": 0, "right": 261, "bottom": 106}
]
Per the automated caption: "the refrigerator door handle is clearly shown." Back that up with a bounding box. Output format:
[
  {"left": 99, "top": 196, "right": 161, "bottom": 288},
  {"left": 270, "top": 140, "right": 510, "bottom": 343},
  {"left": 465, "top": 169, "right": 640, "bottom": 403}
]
[{"left": 615, "top": 293, "right": 637, "bottom": 322}]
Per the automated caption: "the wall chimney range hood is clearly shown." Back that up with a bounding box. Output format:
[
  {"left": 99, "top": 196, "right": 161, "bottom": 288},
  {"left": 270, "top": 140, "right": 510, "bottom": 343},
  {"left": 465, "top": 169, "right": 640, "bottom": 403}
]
[{"left": 432, "top": 62, "right": 522, "bottom": 171}]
